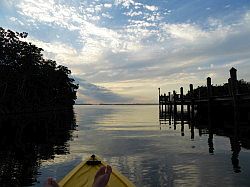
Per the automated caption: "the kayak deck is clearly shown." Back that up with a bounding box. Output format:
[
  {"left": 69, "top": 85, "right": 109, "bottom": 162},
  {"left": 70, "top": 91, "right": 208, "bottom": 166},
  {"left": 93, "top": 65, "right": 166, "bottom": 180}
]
[{"left": 58, "top": 155, "right": 135, "bottom": 187}]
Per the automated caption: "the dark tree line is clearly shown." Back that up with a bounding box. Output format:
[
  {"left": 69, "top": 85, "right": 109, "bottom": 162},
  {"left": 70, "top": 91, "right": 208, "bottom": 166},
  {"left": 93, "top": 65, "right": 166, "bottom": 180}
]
[
  {"left": 186, "top": 79, "right": 250, "bottom": 98},
  {"left": 0, "top": 27, "right": 78, "bottom": 111}
]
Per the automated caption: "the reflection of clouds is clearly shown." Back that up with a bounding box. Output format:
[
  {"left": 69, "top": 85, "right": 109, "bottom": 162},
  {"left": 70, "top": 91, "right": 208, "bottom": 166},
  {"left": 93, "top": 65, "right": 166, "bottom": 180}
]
[
  {"left": 173, "top": 164, "right": 199, "bottom": 186},
  {"left": 106, "top": 156, "right": 139, "bottom": 185},
  {"left": 106, "top": 155, "right": 172, "bottom": 186},
  {"left": 74, "top": 105, "right": 118, "bottom": 130},
  {"left": 36, "top": 105, "right": 250, "bottom": 186},
  {"left": 71, "top": 106, "right": 195, "bottom": 186}
]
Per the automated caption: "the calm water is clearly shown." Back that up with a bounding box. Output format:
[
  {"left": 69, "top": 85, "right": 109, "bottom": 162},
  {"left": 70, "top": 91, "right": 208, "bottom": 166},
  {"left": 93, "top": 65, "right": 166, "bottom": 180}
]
[{"left": 1, "top": 105, "right": 250, "bottom": 186}]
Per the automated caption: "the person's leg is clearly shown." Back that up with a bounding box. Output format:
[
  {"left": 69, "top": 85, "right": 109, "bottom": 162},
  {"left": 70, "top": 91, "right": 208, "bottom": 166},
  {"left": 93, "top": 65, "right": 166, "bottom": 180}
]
[
  {"left": 44, "top": 165, "right": 112, "bottom": 187},
  {"left": 44, "top": 177, "right": 59, "bottom": 187},
  {"left": 92, "top": 165, "right": 112, "bottom": 187}
]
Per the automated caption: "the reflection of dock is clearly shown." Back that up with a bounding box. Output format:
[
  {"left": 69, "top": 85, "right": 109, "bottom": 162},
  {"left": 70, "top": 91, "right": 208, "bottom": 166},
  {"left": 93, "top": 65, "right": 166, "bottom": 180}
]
[
  {"left": 159, "top": 91, "right": 250, "bottom": 174},
  {"left": 159, "top": 111, "right": 189, "bottom": 123}
]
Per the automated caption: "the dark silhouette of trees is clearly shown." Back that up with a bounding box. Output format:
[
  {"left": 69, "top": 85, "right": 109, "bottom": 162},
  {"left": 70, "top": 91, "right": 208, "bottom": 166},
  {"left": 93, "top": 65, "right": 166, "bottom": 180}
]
[
  {"left": 186, "top": 79, "right": 250, "bottom": 98},
  {"left": 0, "top": 27, "right": 78, "bottom": 112},
  {"left": 237, "top": 79, "right": 250, "bottom": 94}
]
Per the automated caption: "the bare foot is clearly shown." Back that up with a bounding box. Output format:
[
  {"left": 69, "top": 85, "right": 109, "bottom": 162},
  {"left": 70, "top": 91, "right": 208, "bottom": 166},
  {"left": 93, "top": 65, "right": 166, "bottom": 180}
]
[
  {"left": 92, "top": 165, "right": 112, "bottom": 187},
  {"left": 44, "top": 177, "right": 59, "bottom": 187}
]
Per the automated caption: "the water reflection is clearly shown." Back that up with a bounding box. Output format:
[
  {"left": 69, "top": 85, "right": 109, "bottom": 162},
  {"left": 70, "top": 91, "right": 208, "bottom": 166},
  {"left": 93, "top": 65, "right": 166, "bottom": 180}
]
[
  {"left": 159, "top": 104, "right": 250, "bottom": 175},
  {"left": 0, "top": 110, "right": 76, "bottom": 186},
  {"left": 3, "top": 105, "right": 250, "bottom": 186},
  {"left": 230, "top": 137, "right": 241, "bottom": 173},
  {"left": 66, "top": 105, "right": 250, "bottom": 186},
  {"left": 208, "top": 130, "right": 214, "bottom": 155}
]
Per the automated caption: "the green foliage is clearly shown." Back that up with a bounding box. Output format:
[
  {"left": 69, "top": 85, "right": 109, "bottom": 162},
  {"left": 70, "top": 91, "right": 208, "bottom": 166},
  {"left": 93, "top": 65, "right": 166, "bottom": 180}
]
[{"left": 0, "top": 27, "right": 78, "bottom": 110}]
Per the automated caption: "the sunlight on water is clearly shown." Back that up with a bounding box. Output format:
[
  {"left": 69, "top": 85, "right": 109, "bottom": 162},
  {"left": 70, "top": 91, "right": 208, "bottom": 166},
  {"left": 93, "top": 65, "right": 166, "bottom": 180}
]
[{"left": 33, "top": 105, "right": 250, "bottom": 187}]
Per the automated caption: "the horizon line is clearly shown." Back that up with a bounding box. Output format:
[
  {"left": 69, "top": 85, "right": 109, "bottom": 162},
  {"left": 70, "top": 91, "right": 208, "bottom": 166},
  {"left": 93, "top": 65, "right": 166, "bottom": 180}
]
[{"left": 75, "top": 103, "right": 158, "bottom": 105}]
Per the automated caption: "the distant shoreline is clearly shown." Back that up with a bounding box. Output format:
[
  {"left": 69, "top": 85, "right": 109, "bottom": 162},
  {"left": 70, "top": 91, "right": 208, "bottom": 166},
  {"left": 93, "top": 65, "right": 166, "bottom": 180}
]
[{"left": 75, "top": 103, "right": 158, "bottom": 105}]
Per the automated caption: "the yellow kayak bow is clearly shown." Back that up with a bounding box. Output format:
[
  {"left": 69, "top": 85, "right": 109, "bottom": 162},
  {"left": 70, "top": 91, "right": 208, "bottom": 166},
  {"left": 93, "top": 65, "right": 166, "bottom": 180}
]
[{"left": 58, "top": 155, "right": 136, "bottom": 187}]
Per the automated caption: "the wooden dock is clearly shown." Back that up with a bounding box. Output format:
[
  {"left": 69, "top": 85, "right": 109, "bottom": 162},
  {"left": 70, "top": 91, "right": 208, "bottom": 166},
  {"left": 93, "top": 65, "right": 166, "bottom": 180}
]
[{"left": 159, "top": 68, "right": 250, "bottom": 124}]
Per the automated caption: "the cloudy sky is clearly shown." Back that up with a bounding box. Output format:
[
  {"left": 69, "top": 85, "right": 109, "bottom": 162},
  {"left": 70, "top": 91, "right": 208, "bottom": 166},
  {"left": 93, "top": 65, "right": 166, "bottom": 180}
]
[{"left": 1, "top": 0, "right": 250, "bottom": 103}]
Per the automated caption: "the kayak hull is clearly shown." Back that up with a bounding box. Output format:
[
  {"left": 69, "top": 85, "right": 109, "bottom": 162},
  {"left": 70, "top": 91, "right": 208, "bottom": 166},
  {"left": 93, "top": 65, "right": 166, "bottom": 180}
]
[{"left": 58, "top": 155, "right": 135, "bottom": 187}]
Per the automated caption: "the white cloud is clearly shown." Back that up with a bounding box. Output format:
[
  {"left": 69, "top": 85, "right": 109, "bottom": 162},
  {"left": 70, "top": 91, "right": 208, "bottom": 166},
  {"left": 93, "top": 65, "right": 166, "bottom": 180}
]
[
  {"left": 104, "top": 4, "right": 112, "bottom": 8},
  {"left": 124, "top": 10, "right": 143, "bottom": 17},
  {"left": 17, "top": 0, "right": 81, "bottom": 30},
  {"left": 160, "top": 23, "right": 208, "bottom": 41},
  {"left": 114, "top": 0, "right": 136, "bottom": 8},
  {"left": 244, "top": 11, "right": 250, "bottom": 22},
  {"left": 207, "top": 17, "right": 223, "bottom": 27},
  {"left": 12, "top": 0, "right": 250, "bottom": 102},
  {"left": 144, "top": 5, "right": 158, "bottom": 11},
  {"left": 101, "top": 13, "right": 113, "bottom": 19},
  {"left": 9, "top": 17, "right": 17, "bottom": 21},
  {"left": 144, "top": 12, "right": 162, "bottom": 21},
  {"left": 16, "top": 0, "right": 143, "bottom": 59}
]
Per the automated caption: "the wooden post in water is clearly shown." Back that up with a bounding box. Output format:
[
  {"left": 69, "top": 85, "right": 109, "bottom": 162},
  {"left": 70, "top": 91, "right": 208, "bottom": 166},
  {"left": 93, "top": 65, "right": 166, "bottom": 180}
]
[
  {"left": 208, "top": 130, "right": 214, "bottom": 154},
  {"left": 158, "top": 88, "right": 161, "bottom": 116},
  {"left": 191, "top": 121, "right": 194, "bottom": 140},
  {"left": 230, "top": 67, "right": 238, "bottom": 95},
  {"left": 181, "top": 120, "right": 184, "bottom": 136},
  {"left": 173, "top": 90, "right": 177, "bottom": 118},
  {"left": 180, "top": 87, "right": 184, "bottom": 122},
  {"left": 161, "top": 94, "right": 164, "bottom": 113},
  {"left": 187, "top": 88, "right": 191, "bottom": 119},
  {"left": 190, "top": 84, "right": 194, "bottom": 120},
  {"left": 207, "top": 77, "right": 212, "bottom": 98},
  {"left": 207, "top": 77, "right": 212, "bottom": 127},
  {"left": 181, "top": 88, "right": 184, "bottom": 137},
  {"left": 207, "top": 78, "right": 214, "bottom": 154},
  {"left": 164, "top": 93, "right": 167, "bottom": 118},
  {"left": 228, "top": 78, "right": 232, "bottom": 96},
  {"left": 174, "top": 114, "right": 177, "bottom": 130},
  {"left": 188, "top": 85, "right": 194, "bottom": 139},
  {"left": 187, "top": 104, "right": 191, "bottom": 119},
  {"left": 198, "top": 86, "right": 201, "bottom": 100},
  {"left": 230, "top": 67, "right": 239, "bottom": 131},
  {"left": 168, "top": 92, "right": 171, "bottom": 116}
]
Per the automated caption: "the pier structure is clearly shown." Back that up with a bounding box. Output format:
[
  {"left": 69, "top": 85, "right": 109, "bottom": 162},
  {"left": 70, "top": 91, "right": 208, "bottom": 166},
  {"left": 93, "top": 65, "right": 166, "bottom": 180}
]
[{"left": 159, "top": 68, "right": 250, "bottom": 124}]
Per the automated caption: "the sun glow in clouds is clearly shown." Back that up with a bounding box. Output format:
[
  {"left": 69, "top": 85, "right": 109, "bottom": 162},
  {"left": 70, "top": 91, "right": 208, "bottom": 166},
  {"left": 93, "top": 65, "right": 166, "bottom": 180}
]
[{"left": 1, "top": 0, "right": 250, "bottom": 103}]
